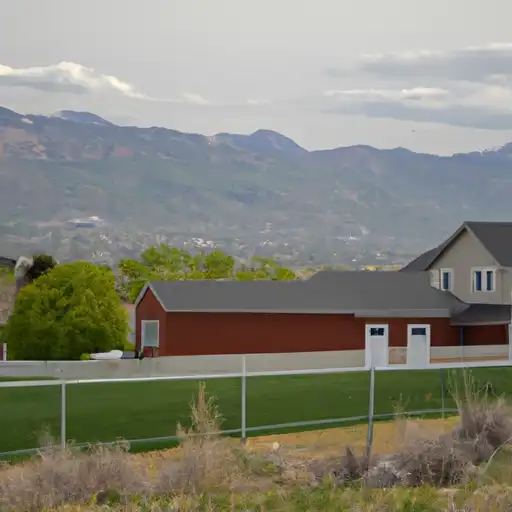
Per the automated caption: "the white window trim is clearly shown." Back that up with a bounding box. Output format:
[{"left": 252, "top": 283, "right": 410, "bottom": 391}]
[
  {"left": 439, "top": 268, "right": 453, "bottom": 291},
  {"left": 471, "top": 267, "right": 497, "bottom": 293},
  {"left": 141, "top": 320, "right": 160, "bottom": 349},
  {"left": 429, "top": 268, "right": 440, "bottom": 289}
]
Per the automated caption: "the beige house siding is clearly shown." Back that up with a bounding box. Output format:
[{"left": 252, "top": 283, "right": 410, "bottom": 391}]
[
  {"left": 500, "top": 268, "right": 512, "bottom": 304},
  {"left": 429, "top": 229, "right": 508, "bottom": 304}
]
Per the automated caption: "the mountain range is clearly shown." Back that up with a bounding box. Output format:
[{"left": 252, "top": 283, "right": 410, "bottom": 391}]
[{"left": 1, "top": 105, "right": 512, "bottom": 265}]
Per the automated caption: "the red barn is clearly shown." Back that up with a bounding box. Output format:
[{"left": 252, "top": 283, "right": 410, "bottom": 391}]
[{"left": 135, "top": 271, "right": 511, "bottom": 366}]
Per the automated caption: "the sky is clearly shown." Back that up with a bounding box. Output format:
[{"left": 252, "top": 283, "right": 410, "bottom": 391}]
[{"left": 1, "top": 0, "right": 512, "bottom": 155}]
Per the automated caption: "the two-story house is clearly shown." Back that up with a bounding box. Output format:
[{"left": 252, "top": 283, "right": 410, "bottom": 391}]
[
  {"left": 402, "top": 221, "right": 512, "bottom": 305},
  {"left": 401, "top": 221, "right": 512, "bottom": 361}
]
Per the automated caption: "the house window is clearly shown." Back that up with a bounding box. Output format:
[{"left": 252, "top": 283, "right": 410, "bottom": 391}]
[
  {"left": 486, "top": 270, "right": 494, "bottom": 291},
  {"left": 472, "top": 268, "right": 495, "bottom": 292},
  {"left": 440, "top": 269, "right": 452, "bottom": 291},
  {"left": 141, "top": 320, "right": 159, "bottom": 348},
  {"left": 473, "top": 270, "right": 482, "bottom": 291}
]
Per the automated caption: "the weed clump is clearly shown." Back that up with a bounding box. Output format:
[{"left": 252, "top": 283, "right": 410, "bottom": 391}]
[{"left": 312, "top": 370, "right": 512, "bottom": 489}]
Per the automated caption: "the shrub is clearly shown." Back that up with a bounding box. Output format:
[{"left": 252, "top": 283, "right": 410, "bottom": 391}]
[{"left": 2, "top": 261, "right": 128, "bottom": 360}]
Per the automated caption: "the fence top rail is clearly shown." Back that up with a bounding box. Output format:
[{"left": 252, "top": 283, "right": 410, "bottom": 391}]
[
  {"left": 0, "top": 357, "right": 511, "bottom": 388},
  {"left": 0, "top": 379, "right": 63, "bottom": 388}
]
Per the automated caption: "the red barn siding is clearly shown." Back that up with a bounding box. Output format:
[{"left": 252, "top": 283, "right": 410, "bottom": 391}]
[
  {"left": 464, "top": 325, "right": 508, "bottom": 345},
  {"left": 159, "top": 312, "right": 364, "bottom": 356},
  {"left": 135, "top": 287, "right": 168, "bottom": 357}
]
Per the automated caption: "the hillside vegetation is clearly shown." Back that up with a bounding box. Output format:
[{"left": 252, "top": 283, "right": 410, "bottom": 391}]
[{"left": 3, "top": 106, "right": 512, "bottom": 264}]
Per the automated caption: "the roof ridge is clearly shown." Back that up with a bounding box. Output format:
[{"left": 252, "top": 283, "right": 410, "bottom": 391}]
[{"left": 465, "top": 220, "right": 512, "bottom": 225}]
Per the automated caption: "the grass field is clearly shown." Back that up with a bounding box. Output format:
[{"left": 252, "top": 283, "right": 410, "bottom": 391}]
[{"left": 0, "top": 366, "right": 511, "bottom": 455}]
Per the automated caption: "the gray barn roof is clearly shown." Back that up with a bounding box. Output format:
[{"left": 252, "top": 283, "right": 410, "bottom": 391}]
[
  {"left": 145, "top": 270, "right": 465, "bottom": 314},
  {"left": 307, "top": 271, "right": 465, "bottom": 312},
  {"left": 149, "top": 279, "right": 318, "bottom": 313}
]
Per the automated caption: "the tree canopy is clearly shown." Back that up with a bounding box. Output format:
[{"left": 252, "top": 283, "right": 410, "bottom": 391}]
[
  {"left": 117, "top": 246, "right": 297, "bottom": 302},
  {"left": 3, "top": 261, "right": 128, "bottom": 360},
  {"left": 26, "top": 253, "right": 57, "bottom": 282}
]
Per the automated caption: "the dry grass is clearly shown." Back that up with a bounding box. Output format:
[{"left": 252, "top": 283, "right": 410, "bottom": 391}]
[
  {"left": 0, "top": 382, "right": 279, "bottom": 511},
  {"left": 1, "top": 371, "right": 512, "bottom": 510}
]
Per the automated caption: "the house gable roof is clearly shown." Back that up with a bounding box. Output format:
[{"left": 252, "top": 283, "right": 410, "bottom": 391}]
[
  {"left": 138, "top": 271, "right": 465, "bottom": 315},
  {"left": 464, "top": 221, "right": 512, "bottom": 267},
  {"left": 400, "top": 246, "right": 442, "bottom": 272},
  {"left": 401, "top": 221, "right": 512, "bottom": 271}
]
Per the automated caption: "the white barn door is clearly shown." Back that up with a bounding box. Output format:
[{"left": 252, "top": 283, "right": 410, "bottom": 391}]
[
  {"left": 365, "top": 324, "right": 389, "bottom": 368},
  {"left": 407, "top": 324, "right": 431, "bottom": 368}
]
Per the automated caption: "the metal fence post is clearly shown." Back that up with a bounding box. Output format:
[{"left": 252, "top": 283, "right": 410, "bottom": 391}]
[
  {"left": 440, "top": 368, "right": 446, "bottom": 418},
  {"left": 366, "top": 366, "right": 376, "bottom": 460},
  {"left": 60, "top": 380, "right": 67, "bottom": 452},
  {"left": 240, "top": 355, "right": 247, "bottom": 444}
]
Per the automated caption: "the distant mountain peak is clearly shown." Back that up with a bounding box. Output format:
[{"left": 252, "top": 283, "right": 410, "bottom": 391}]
[
  {"left": 251, "top": 128, "right": 286, "bottom": 137},
  {"left": 52, "top": 110, "right": 113, "bottom": 126},
  {"left": 249, "top": 128, "right": 305, "bottom": 147},
  {"left": 0, "top": 106, "right": 22, "bottom": 120},
  {"left": 213, "top": 128, "right": 306, "bottom": 156}
]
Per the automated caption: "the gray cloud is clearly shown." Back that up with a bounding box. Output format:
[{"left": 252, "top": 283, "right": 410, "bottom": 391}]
[
  {"left": 324, "top": 100, "right": 512, "bottom": 131},
  {"left": 320, "top": 43, "right": 512, "bottom": 130},
  {"left": 327, "top": 43, "right": 512, "bottom": 84}
]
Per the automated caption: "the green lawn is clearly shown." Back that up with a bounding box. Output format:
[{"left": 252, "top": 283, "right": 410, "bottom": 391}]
[{"left": 0, "top": 367, "right": 509, "bottom": 455}]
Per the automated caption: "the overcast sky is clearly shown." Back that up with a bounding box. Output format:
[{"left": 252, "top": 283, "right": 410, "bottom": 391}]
[{"left": 2, "top": 0, "right": 512, "bottom": 154}]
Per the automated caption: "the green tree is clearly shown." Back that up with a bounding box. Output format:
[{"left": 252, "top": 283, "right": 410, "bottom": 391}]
[
  {"left": 3, "top": 261, "right": 128, "bottom": 361},
  {"left": 26, "top": 253, "right": 57, "bottom": 281},
  {"left": 118, "top": 246, "right": 297, "bottom": 301}
]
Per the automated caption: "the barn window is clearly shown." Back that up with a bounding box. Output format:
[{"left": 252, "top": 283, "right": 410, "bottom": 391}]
[
  {"left": 141, "top": 320, "right": 159, "bottom": 348},
  {"left": 411, "top": 327, "right": 427, "bottom": 336},
  {"left": 370, "top": 327, "right": 385, "bottom": 336}
]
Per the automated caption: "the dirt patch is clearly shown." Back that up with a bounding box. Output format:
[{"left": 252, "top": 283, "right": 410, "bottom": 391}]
[
  {"left": 246, "top": 416, "right": 460, "bottom": 458},
  {"left": 134, "top": 417, "right": 460, "bottom": 463}
]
